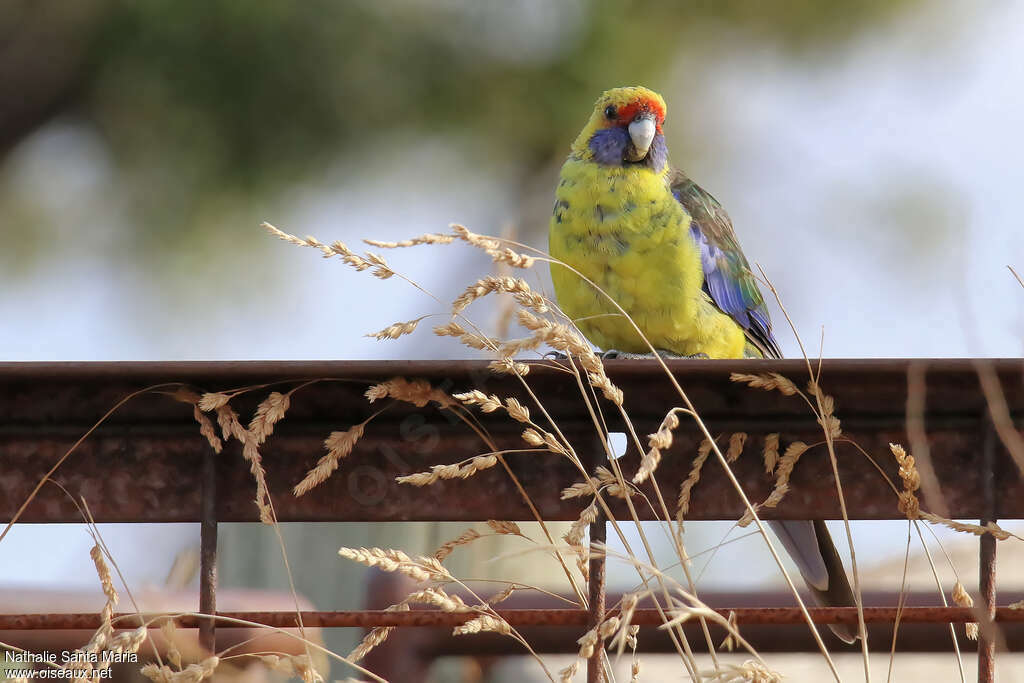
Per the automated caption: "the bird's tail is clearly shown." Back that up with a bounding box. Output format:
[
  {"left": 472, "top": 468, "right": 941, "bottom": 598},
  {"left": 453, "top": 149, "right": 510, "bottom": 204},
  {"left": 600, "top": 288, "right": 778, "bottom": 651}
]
[{"left": 768, "top": 519, "right": 859, "bottom": 644}]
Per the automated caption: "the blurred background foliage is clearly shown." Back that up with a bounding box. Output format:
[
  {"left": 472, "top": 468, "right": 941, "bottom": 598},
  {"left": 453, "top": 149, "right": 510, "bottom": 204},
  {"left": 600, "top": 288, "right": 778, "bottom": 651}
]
[{"left": 3, "top": 0, "right": 916, "bottom": 272}]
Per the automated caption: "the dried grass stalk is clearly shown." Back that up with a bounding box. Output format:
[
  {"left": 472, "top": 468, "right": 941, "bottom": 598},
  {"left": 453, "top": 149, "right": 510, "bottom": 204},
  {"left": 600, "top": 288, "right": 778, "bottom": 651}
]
[
  {"left": 366, "top": 377, "right": 456, "bottom": 409},
  {"left": 339, "top": 547, "right": 451, "bottom": 582},
  {"left": 700, "top": 660, "right": 782, "bottom": 682},
  {"left": 191, "top": 406, "right": 223, "bottom": 454},
  {"left": 248, "top": 393, "right": 290, "bottom": 446},
  {"left": 565, "top": 502, "right": 599, "bottom": 581},
  {"left": 487, "top": 519, "right": 522, "bottom": 536},
  {"left": 953, "top": 578, "right": 980, "bottom": 640},
  {"left": 562, "top": 478, "right": 601, "bottom": 500},
  {"left": 726, "top": 432, "right": 748, "bottom": 463},
  {"left": 452, "top": 276, "right": 548, "bottom": 315},
  {"left": 453, "top": 614, "right": 512, "bottom": 636},
  {"left": 396, "top": 454, "right": 499, "bottom": 486},
  {"left": 141, "top": 656, "right": 220, "bottom": 683},
  {"left": 595, "top": 465, "right": 631, "bottom": 498},
  {"left": 365, "top": 233, "right": 455, "bottom": 248},
  {"left": 891, "top": 443, "right": 922, "bottom": 518},
  {"left": 198, "top": 392, "right": 231, "bottom": 412},
  {"left": 719, "top": 610, "right": 738, "bottom": 651},
  {"left": 576, "top": 616, "right": 620, "bottom": 658},
  {"left": 739, "top": 440, "right": 810, "bottom": 527},
  {"left": 262, "top": 222, "right": 390, "bottom": 281},
  {"left": 294, "top": 423, "right": 367, "bottom": 496},
  {"left": 433, "top": 321, "right": 494, "bottom": 351},
  {"left": 408, "top": 586, "right": 469, "bottom": 612},
  {"left": 349, "top": 601, "right": 410, "bottom": 663},
  {"left": 367, "top": 316, "right": 426, "bottom": 341},
  {"left": 488, "top": 358, "right": 531, "bottom": 376},
  {"left": 487, "top": 583, "right": 520, "bottom": 605},
  {"left": 635, "top": 409, "right": 681, "bottom": 484},
  {"left": 451, "top": 224, "right": 536, "bottom": 268},
  {"left": 434, "top": 528, "right": 482, "bottom": 561},
  {"left": 559, "top": 663, "right": 579, "bottom": 682},
  {"left": 763, "top": 433, "right": 780, "bottom": 474},
  {"left": 730, "top": 372, "right": 798, "bottom": 396},
  {"left": 677, "top": 439, "right": 714, "bottom": 522},
  {"left": 516, "top": 310, "right": 623, "bottom": 405}
]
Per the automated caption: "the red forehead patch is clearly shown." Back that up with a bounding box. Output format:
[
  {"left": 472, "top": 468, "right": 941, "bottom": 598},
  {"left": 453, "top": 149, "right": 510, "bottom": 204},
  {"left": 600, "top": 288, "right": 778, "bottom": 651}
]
[{"left": 612, "top": 98, "right": 665, "bottom": 129}]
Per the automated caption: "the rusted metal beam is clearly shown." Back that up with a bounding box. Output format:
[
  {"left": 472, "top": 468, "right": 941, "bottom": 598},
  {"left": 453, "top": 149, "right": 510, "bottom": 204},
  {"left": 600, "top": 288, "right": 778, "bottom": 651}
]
[
  {"left": 1, "top": 360, "right": 1021, "bottom": 523},
  {"left": 6, "top": 604, "right": 1024, "bottom": 631}
]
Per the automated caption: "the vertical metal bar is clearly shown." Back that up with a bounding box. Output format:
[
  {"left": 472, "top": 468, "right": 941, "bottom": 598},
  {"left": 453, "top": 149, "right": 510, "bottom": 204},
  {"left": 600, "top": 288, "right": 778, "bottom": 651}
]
[
  {"left": 587, "top": 509, "right": 606, "bottom": 683},
  {"left": 199, "top": 448, "right": 218, "bottom": 653},
  {"left": 978, "top": 420, "right": 997, "bottom": 683}
]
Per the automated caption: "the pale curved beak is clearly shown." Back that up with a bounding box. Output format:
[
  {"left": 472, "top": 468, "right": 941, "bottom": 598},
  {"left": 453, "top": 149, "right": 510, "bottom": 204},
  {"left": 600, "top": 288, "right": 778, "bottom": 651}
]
[{"left": 627, "top": 115, "right": 656, "bottom": 160}]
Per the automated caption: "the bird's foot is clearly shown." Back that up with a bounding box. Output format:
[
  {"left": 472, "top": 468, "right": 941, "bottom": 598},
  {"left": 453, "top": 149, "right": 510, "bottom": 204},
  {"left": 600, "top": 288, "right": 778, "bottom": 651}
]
[{"left": 601, "top": 349, "right": 709, "bottom": 360}]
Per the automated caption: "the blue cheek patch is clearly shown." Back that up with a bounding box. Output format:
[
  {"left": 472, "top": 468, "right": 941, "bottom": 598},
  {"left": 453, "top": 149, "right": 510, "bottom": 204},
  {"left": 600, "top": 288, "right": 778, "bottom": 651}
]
[
  {"left": 588, "top": 127, "right": 630, "bottom": 166},
  {"left": 647, "top": 134, "right": 667, "bottom": 172},
  {"left": 588, "top": 128, "right": 668, "bottom": 172}
]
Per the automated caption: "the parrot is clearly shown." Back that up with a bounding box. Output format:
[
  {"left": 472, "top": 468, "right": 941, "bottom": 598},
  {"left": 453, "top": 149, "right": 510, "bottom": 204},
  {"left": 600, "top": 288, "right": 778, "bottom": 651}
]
[{"left": 548, "top": 86, "right": 858, "bottom": 643}]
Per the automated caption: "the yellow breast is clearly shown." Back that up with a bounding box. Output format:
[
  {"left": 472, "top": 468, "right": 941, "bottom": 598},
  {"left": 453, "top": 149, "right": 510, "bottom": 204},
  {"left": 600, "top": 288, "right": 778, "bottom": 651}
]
[{"left": 548, "top": 157, "right": 746, "bottom": 358}]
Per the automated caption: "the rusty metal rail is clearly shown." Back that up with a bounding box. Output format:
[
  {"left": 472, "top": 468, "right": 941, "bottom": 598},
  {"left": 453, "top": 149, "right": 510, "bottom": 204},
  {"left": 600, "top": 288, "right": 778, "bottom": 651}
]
[
  {"left": 6, "top": 604, "right": 1024, "bottom": 630},
  {"left": 1, "top": 359, "right": 1022, "bottom": 682}
]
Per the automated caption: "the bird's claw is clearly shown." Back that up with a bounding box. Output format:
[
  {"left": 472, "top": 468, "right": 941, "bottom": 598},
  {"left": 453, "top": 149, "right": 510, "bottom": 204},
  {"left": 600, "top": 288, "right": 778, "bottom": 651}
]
[{"left": 600, "top": 349, "right": 708, "bottom": 360}]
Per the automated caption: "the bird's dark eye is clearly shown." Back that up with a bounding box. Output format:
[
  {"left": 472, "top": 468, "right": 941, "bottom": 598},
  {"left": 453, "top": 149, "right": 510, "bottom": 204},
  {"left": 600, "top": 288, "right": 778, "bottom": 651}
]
[{"left": 604, "top": 105, "right": 616, "bottom": 120}]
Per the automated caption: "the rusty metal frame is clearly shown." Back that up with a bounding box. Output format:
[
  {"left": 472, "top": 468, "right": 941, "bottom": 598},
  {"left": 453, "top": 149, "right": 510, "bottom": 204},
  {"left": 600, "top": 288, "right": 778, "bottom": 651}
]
[{"left": 1, "top": 359, "right": 1021, "bottom": 682}]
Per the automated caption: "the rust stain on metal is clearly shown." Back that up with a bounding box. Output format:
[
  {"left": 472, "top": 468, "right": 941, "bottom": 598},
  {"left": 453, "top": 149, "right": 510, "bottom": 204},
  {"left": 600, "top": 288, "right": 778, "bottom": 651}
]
[
  {"left": 5, "top": 605, "right": 1024, "bottom": 631},
  {"left": 1, "top": 360, "right": 1021, "bottom": 523}
]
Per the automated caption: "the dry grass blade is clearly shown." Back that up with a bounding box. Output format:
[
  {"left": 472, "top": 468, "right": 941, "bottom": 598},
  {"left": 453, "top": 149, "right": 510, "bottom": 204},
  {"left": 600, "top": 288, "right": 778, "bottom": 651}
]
[
  {"left": 451, "top": 224, "right": 536, "bottom": 268},
  {"left": 726, "top": 432, "right": 747, "bottom": 463},
  {"left": 951, "top": 581, "right": 978, "bottom": 640},
  {"left": 1009, "top": 265, "right": 1023, "bottom": 288},
  {"left": 635, "top": 408, "right": 682, "bottom": 484},
  {"left": 452, "top": 276, "right": 548, "bottom": 315},
  {"left": 762, "top": 433, "right": 780, "bottom": 474},
  {"left": 141, "top": 657, "right": 220, "bottom": 682},
  {"left": 367, "top": 316, "right": 427, "bottom": 341},
  {"left": 488, "top": 357, "right": 531, "bottom": 376},
  {"left": 677, "top": 439, "right": 714, "bottom": 522},
  {"left": 396, "top": 454, "right": 499, "bottom": 486},
  {"left": 294, "top": 423, "right": 367, "bottom": 496},
  {"left": 249, "top": 391, "right": 291, "bottom": 444},
  {"left": 338, "top": 547, "right": 451, "bottom": 582},
  {"left": 434, "top": 320, "right": 494, "bottom": 351},
  {"left": 434, "top": 528, "right": 483, "bottom": 561},
  {"left": 366, "top": 377, "right": 456, "bottom": 409},
  {"left": 452, "top": 614, "right": 512, "bottom": 636},
  {"left": 364, "top": 233, "right": 455, "bottom": 247},
  {"left": 730, "top": 372, "right": 798, "bottom": 396}
]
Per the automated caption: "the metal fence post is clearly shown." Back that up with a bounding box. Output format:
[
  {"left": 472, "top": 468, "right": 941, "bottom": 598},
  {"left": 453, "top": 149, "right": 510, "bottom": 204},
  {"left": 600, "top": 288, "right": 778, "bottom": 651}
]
[
  {"left": 199, "top": 447, "right": 218, "bottom": 653},
  {"left": 978, "top": 420, "right": 997, "bottom": 683}
]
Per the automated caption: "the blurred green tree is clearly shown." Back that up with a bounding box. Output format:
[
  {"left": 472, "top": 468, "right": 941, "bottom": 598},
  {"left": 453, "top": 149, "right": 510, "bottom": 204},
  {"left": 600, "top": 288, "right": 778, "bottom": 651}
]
[{"left": 1, "top": 0, "right": 917, "bottom": 261}]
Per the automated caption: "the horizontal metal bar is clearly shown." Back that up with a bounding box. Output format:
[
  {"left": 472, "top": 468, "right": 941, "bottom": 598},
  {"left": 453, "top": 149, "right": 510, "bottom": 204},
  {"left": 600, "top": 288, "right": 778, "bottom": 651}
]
[
  {"left": 1, "top": 359, "right": 1020, "bottom": 522},
  {"left": 5, "top": 605, "right": 1024, "bottom": 631}
]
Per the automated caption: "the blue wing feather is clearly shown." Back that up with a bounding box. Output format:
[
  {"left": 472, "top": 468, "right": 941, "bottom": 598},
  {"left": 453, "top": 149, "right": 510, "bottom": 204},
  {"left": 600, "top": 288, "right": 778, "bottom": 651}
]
[{"left": 672, "top": 172, "right": 781, "bottom": 359}]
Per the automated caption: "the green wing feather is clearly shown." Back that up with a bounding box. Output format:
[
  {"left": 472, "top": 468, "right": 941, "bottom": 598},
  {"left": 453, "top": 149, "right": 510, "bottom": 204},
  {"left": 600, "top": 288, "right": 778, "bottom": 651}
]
[{"left": 670, "top": 170, "right": 781, "bottom": 359}]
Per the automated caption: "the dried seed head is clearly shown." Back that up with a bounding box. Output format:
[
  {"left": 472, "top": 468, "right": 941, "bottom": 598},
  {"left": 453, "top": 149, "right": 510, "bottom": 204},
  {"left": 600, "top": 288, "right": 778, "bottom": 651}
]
[
  {"left": 763, "top": 433, "right": 780, "bottom": 474},
  {"left": 677, "top": 439, "right": 714, "bottom": 522},
  {"left": 487, "top": 519, "right": 522, "bottom": 536},
  {"left": 367, "top": 317, "right": 425, "bottom": 341},
  {"left": 730, "top": 372, "right": 798, "bottom": 396},
  {"left": 726, "top": 432, "right": 748, "bottom": 463}
]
